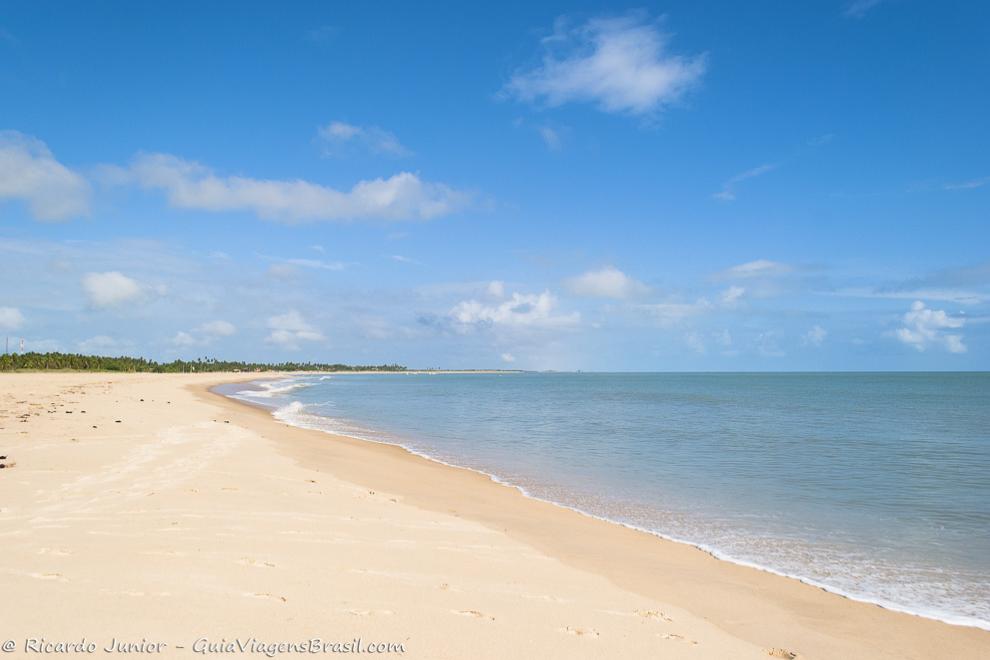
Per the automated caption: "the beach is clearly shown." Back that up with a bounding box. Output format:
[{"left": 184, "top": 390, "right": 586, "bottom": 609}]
[{"left": 1, "top": 372, "right": 987, "bottom": 659}]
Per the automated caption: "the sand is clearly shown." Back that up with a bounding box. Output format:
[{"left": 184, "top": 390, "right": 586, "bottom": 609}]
[{"left": 0, "top": 372, "right": 986, "bottom": 659}]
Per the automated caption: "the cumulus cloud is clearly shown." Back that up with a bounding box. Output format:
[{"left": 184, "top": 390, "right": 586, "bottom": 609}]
[
  {"left": 266, "top": 310, "right": 325, "bottom": 349},
  {"left": 114, "top": 153, "right": 468, "bottom": 223},
  {"left": 500, "top": 352, "right": 516, "bottom": 363},
  {"left": 713, "top": 164, "right": 776, "bottom": 201},
  {"left": 0, "top": 131, "right": 90, "bottom": 220},
  {"left": 0, "top": 306, "right": 24, "bottom": 330},
  {"left": 566, "top": 266, "right": 649, "bottom": 299},
  {"left": 803, "top": 325, "right": 828, "bottom": 347},
  {"left": 487, "top": 281, "right": 506, "bottom": 298},
  {"left": 895, "top": 301, "right": 966, "bottom": 353},
  {"left": 317, "top": 121, "right": 411, "bottom": 157},
  {"left": 503, "top": 12, "right": 706, "bottom": 116},
  {"left": 449, "top": 290, "right": 579, "bottom": 330},
  {"left": 82, "top": 271, "right": 143, "bottom": 308}
]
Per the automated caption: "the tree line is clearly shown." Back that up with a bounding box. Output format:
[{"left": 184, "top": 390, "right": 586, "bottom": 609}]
[{"left": 0, "top": 352, "right": 407, "bottom": 373}]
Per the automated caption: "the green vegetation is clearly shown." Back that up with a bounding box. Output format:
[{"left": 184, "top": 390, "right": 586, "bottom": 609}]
[{"left": 0, "top": 352, "right": 407, "bottom": 373}]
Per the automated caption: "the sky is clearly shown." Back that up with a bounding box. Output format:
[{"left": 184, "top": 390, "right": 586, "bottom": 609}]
[{"left": 0, "top": 0, "right": 988, "bottom": 370}]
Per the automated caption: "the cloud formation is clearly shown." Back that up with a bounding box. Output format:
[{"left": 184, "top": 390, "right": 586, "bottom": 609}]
[
  {"left": 266, "top": 310, "right": 325, "bottom": 349},
  {"left": 504, "top": 13, "right": 706, "bottom": 116},
  {"left": 895, "top": 301, "right": 966, "bottom": 353},
  {"left": 317, "top": 121, "right": 411, "bottom": 157},
  {"left": 117, "top": 153, "right": 468, "bottom": 223},
  {"left": 566, "top": 266, "right": 649, "bottom": 299},
  {"left": 0, "top": 306, "right": 24, "bottom": 330},
  {"left": 449, "top": 290, "right": 579, "bottom": 330},
  {"left": 82, "top": 271, "right": 143, "bottom": 308},
  {"left": 720, "top": 259, "right": 793, "bottom": 280},
  {"left": 713, "top": 164, "right": 776, "bottom": 201},
  {"left": 172, "top": 320, "right": 238, "bottom": 347},
  {"left": 0, "top": 131, "right": 90, "bottom": 220}
]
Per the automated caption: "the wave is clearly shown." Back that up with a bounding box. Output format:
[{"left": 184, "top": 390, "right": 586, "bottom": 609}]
[{"left": 233, "top": 379, "right": 313, "bottom": 400}]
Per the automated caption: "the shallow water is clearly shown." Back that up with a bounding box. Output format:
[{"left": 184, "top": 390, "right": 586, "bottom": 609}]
[{"left": 221, "top": 372, "right": 990, "bottom": 629}]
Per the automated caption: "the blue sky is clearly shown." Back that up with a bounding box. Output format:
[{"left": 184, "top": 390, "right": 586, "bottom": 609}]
[{"left": 1, "top": 0, "right": 988, "bottom": 370}]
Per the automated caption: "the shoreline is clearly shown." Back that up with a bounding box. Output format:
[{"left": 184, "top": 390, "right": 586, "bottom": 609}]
[
  {"left": 218, "top": 375, "right": 988, "bottom": 632},
  {"left": 2, "top": 371, "right": 986, "bottom": 659},
  {"left": 202, "top": 375, "right": 989, "bottom": 658}
]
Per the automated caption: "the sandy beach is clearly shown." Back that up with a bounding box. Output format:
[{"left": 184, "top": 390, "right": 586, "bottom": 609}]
[{"left": 1, "top": 372, "right": 987, "bottom": 659}]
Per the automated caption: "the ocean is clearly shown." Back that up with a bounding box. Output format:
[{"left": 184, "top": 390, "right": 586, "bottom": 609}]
[{"left": 219, "top": 372, "right": 990, "bottom": 629}]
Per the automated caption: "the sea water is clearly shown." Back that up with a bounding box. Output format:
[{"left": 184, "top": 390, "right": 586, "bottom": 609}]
[{"left": 219, "top": 372, "right": 990, "bottom": 629}]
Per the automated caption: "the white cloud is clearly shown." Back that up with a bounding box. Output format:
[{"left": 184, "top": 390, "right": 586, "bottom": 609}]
[
  {"left": 118, "top": 153, "right": 468, "bottom": 223},
  {"left": 500, "top": 352, "right": 516, "bottom": 363},
  {"left": 566, "top": 266, "right": 649, "bottom": 299},
  {"left": 170, "top": 320, "right": 236, "bottom": 348},
  {"left": 713, "top": 164, "right": 776, "bottom": 201},
  {"left": 170, "top": 331, "right": 199, "bottom": 347},
  {"left": 450, "top": 290, "right": 579, "bottom": 330},
  {"left": 943, "top": 176, "right": 990, "bottom": 191},
  {"left": 0, "top": 131, "right": 90, "bottom": 220},
  {"left": 720, "top": 285, "right": 745, "bottom": 305},
  {"left": 0, "top": 306, "right": 25, "bottom": 330},
  {"left": 487, "top": 281, "right": 506, "bottom": 298},
  {"left": 82, "top": 271, "right": 142, "bottom": 308},
  {"left": 721, "top": 259, "right": 793, "bottom": 279},
  {"left": 266, "top": 310, "right": 325, "bottom": 350},
  {"left": 895, "top": 301, "right": 966, "bottom": 353},
  {"left": 200, "top": 320, "right": 236, "bottom": 336},
  {"left": 317, "top": 121, "right": 411, "bottom": 157},
  {"left": 803, "top": 325, "right": 828, "bottom": 347},
  {"left": 504, "top": 13, "right": 706, "bottom": 116}
]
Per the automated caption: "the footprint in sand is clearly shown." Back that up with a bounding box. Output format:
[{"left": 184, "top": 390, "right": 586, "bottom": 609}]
[
  {"left": 453, "top": 610, "right": 495, "bottom": 621},
  {"left": 636, "top": 609, "right": 673, "bottom": 622},
  {"left": 560, "top": 626, "right": 600, "bottom": 638},
  {"left": 347, "top": 609, "right": 395, "bottom": 617},
  {"left": 767, "top": 649, "right": 799, "bottom": 659},
  {"left": 38, "top": 547, "right": 72, "bottom": 556}
]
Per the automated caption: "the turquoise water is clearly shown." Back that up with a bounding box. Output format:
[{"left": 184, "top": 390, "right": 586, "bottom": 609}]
[{"left": 222, "top": 372, "right": 990, "bottom": 628}]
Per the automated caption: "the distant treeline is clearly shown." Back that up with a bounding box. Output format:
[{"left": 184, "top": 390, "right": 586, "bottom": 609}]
[{"left": 0, "top": 352, "right": 407, "bottom": 373}]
